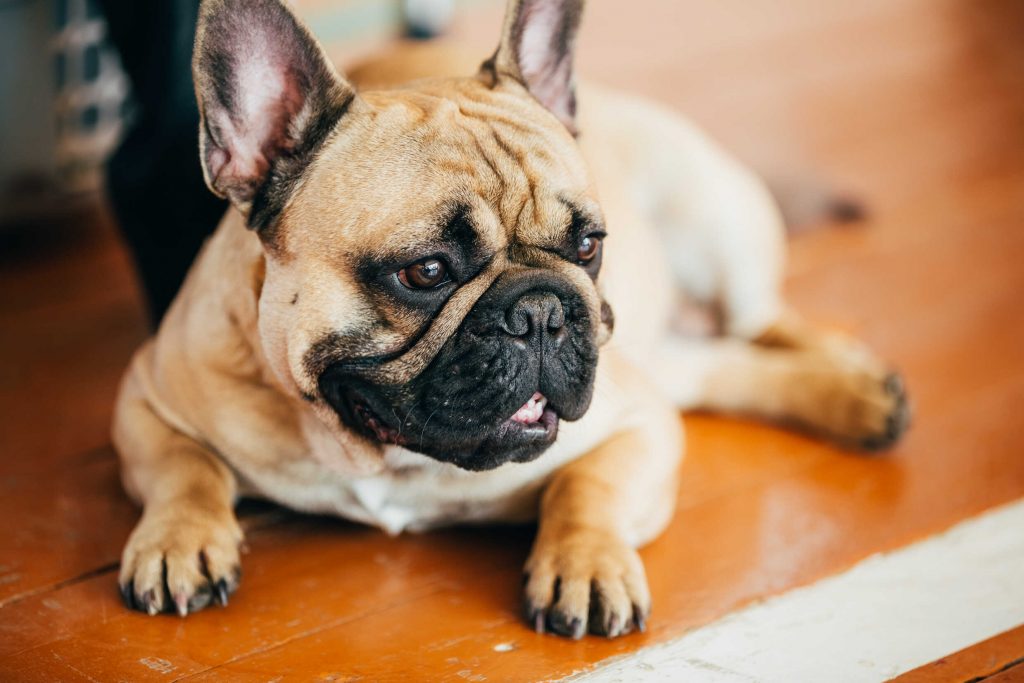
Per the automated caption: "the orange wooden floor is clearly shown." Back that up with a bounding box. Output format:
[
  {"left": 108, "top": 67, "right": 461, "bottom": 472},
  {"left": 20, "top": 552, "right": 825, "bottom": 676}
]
[
  {"left": 894, "top": 626, "right": 1024, "bottom": 683},
  {"left": 2, "top": 0, "right": 1024, "bottom": 680}
]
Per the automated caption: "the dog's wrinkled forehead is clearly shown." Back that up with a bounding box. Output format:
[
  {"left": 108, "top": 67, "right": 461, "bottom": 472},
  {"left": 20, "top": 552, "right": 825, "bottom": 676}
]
[
  {"left": 278, "top": 80, "right": 597, "bottom": 262},
  {"left": 193, "top": 0, "right": 587, "bottom": 240}
]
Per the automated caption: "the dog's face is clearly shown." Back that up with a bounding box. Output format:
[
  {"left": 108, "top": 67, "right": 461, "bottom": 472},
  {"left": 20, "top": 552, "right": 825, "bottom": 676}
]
[
  {"left": 194, "top": 0, "right": 609, "bottom": 470},
  {"left": 276, "top": 82, "right": 610, "bottom": 471}
]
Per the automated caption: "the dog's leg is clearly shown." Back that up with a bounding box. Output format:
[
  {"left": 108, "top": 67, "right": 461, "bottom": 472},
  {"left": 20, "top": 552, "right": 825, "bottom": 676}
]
[
  {"left": 112, "top": 354, "right": 243, "bottom": 616},
  {"left": 600, "top": 96, "right": 909, "bottom": 447},
  {"left": 753, "top": 307, "right": 887, "bottom": 361},
  {"left": 524, "top": 356, "right": 682, "bottom": 639},
  {"left": 652, "top": 335, "right": 909, "bottom": 450},
  {"left": 665, "top": 171, "right": 911, "bottom": 448}
]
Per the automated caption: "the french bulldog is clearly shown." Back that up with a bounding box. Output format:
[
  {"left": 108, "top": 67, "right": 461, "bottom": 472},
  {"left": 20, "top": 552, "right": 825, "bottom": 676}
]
[{"left": 113, "top": 0, "right": 909, "bottom": 638}]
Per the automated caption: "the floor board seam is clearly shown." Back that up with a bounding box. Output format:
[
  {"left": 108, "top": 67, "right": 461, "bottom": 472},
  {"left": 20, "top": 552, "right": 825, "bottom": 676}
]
[
  {"left": 967, "top": 655, "right": 1024, "bottom": 683},
  {"left": 0, "top": 561, "right": 119, "bottom": 611}
]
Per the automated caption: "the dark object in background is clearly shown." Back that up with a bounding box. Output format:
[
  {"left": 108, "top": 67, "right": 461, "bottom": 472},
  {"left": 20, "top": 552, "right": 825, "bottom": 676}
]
[
  {"left": 97, "top": 0, "right": 225, "bottom": 328},
  {"left": 403, "top": 0, "right": 454, "bottom": 39}
]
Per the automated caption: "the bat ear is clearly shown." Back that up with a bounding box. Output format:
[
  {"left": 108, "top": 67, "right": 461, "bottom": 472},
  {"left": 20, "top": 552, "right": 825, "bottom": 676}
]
[
  {"left": 193, "top": 0, "right": 357, "bottom": 231},
  {"left": 482, "top": 0, "right": 584, "bottom": 134}
]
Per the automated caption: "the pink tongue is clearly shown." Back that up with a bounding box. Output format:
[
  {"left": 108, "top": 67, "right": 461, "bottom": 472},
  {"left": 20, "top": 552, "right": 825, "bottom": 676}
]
[{"left": 511, "top": 392, "right": 546, "bottom": 424}]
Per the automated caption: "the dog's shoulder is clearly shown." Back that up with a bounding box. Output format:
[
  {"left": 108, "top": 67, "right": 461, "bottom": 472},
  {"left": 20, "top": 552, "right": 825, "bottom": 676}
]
[{"left": 139, "top": 210, "right": 298, "bottom": 451}]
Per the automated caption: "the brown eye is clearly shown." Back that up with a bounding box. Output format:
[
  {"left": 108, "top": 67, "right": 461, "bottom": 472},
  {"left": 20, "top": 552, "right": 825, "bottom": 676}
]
[
  {"left": 398, "top": 258, "right": 449, "bottom": 289},
  {"left": 577, "top": 235, "right": 602, "bottom": 264}
]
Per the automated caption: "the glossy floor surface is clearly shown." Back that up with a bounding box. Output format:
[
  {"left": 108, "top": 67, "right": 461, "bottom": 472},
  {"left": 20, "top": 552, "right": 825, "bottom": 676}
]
[{"left": 2, "top": 0, "right": 1023, "bottom": 680}]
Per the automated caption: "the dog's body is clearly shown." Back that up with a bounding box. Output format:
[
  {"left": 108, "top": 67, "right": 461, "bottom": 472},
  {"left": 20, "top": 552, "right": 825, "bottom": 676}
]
[{"left": 113, "top": 0, "right": 908, "bottom": 637}]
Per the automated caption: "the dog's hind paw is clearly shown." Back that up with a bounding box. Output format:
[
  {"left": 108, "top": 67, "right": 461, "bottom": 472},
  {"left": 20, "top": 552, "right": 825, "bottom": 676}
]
[
  {"left": 523, "top": 527, "right": 650, "bottom": 639},
  {"left": 752, "top": 314, "right": 912, "bottom": 450},
  {"left": 118, "top": 507, "right": 243, "bottom": 616},
  {"left": 855, "top": 371, "right": 912, "bottom": 451},
  {"left": 799, "top": 360, "right": 911, "bottom": 452}
]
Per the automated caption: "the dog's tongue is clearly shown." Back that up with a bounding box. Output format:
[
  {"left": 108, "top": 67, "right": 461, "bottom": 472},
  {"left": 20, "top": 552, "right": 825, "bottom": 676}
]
[{"left": 511, "top": 392, "right": 546, "bottom": 424}]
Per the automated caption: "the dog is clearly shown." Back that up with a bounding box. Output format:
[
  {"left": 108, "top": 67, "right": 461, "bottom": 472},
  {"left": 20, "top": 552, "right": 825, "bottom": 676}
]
[{"left": 112, "top": 0, "right": 909, "bottom": 638}]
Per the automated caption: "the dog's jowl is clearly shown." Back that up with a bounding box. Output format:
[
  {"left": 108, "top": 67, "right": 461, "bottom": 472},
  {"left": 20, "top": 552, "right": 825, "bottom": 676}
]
[{"left": 113, "top": 0, "right": 909, "bottom": 637}]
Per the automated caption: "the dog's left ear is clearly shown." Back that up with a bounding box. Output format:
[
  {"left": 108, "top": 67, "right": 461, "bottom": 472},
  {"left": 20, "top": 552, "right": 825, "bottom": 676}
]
[
  {"left": 483, "top": 0, "right": 584, "bottom": 134},
  {"left": 193, "top": 0, "right": 357, "bottom": 231}
]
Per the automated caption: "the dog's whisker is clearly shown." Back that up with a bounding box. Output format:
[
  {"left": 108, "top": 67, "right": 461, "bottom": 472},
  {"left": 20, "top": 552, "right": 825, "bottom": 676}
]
[
  {"left": 391, "top": 407, "right": 403, "bottom": 438},
  {"left": 420, "top": 408, "right": 440, "bottom": 445}
]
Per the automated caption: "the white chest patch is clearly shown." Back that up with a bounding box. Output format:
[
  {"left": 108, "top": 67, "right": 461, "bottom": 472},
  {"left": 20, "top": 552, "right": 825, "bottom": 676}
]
[{"left": 236, "top": 438, "right": 587, "bottom": 535}]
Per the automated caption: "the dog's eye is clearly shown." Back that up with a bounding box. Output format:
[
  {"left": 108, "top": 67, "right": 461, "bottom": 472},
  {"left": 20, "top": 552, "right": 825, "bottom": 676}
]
[
  {"left": 577, "top": 235, "right": 602, "bottom": 264},
  {"left": 398, "top": 258, "right": 450, "bottom": 289}
]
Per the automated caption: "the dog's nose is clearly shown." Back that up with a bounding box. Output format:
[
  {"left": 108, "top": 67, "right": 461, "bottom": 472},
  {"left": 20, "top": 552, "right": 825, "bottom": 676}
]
[{"left": 503, "top": 292, "right": 566, "bottom": 347}]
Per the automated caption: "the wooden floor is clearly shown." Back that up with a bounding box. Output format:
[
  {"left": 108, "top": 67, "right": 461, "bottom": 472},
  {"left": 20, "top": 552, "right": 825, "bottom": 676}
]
[
  {"left": 2, "top": 0, "right": 1024, "bottom": 680},
  {"left": 894, "top": 626, "right": 1024, "bottom": 683}
]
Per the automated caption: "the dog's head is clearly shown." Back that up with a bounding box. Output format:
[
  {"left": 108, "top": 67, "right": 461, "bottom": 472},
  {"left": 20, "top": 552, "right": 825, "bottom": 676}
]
[{"left": 193, "top": 0, "right": 612, "bottom": 471}]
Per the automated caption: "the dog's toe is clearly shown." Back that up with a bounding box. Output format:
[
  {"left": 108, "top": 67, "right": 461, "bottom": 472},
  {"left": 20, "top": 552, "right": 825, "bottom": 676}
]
[
  {"left": 587, "top": 573, "right": 643, "bottom": 638},
  {"left": 523, "top": 528, "right": 650, "bottom": 639}
]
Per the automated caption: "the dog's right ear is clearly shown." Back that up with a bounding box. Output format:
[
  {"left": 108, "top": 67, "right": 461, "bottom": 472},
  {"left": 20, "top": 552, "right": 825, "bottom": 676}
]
[{"left": 193, "top": 0, "right": 357, "bottom": 232}]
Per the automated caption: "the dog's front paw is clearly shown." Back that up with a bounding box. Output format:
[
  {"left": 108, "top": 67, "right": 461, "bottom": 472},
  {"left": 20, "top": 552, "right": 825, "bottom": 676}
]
[
  {"left": 119, "top": 506, "right": 243, "bottom": 616},
  {"left": 523, "top": 527, "right": 650, "bottom": 639}
]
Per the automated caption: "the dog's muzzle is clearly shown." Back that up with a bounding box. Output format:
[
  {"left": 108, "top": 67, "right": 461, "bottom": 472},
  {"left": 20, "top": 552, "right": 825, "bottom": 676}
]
[{"left": 318, "top": 269, "right": 600, "bottom": 470}]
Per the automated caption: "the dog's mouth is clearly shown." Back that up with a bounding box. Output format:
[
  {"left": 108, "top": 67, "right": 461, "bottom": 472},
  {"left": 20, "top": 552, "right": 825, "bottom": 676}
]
[
  {"left": 501, "top": 391, "right": 558, "bottom": 435},
  {"left": 347, "top": 390, "right": 559, "bottom": 451}
]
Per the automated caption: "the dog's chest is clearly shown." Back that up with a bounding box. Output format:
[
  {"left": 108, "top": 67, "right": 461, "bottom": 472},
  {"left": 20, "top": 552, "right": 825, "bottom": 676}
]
[{"left": 235, "top": 442, "right": 581, "bottom": 535}]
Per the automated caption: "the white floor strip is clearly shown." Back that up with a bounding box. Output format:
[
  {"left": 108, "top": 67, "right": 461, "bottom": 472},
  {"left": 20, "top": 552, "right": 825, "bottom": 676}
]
[{"left": 573, "top": 499, "right": 1024, "bottom": 683}]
